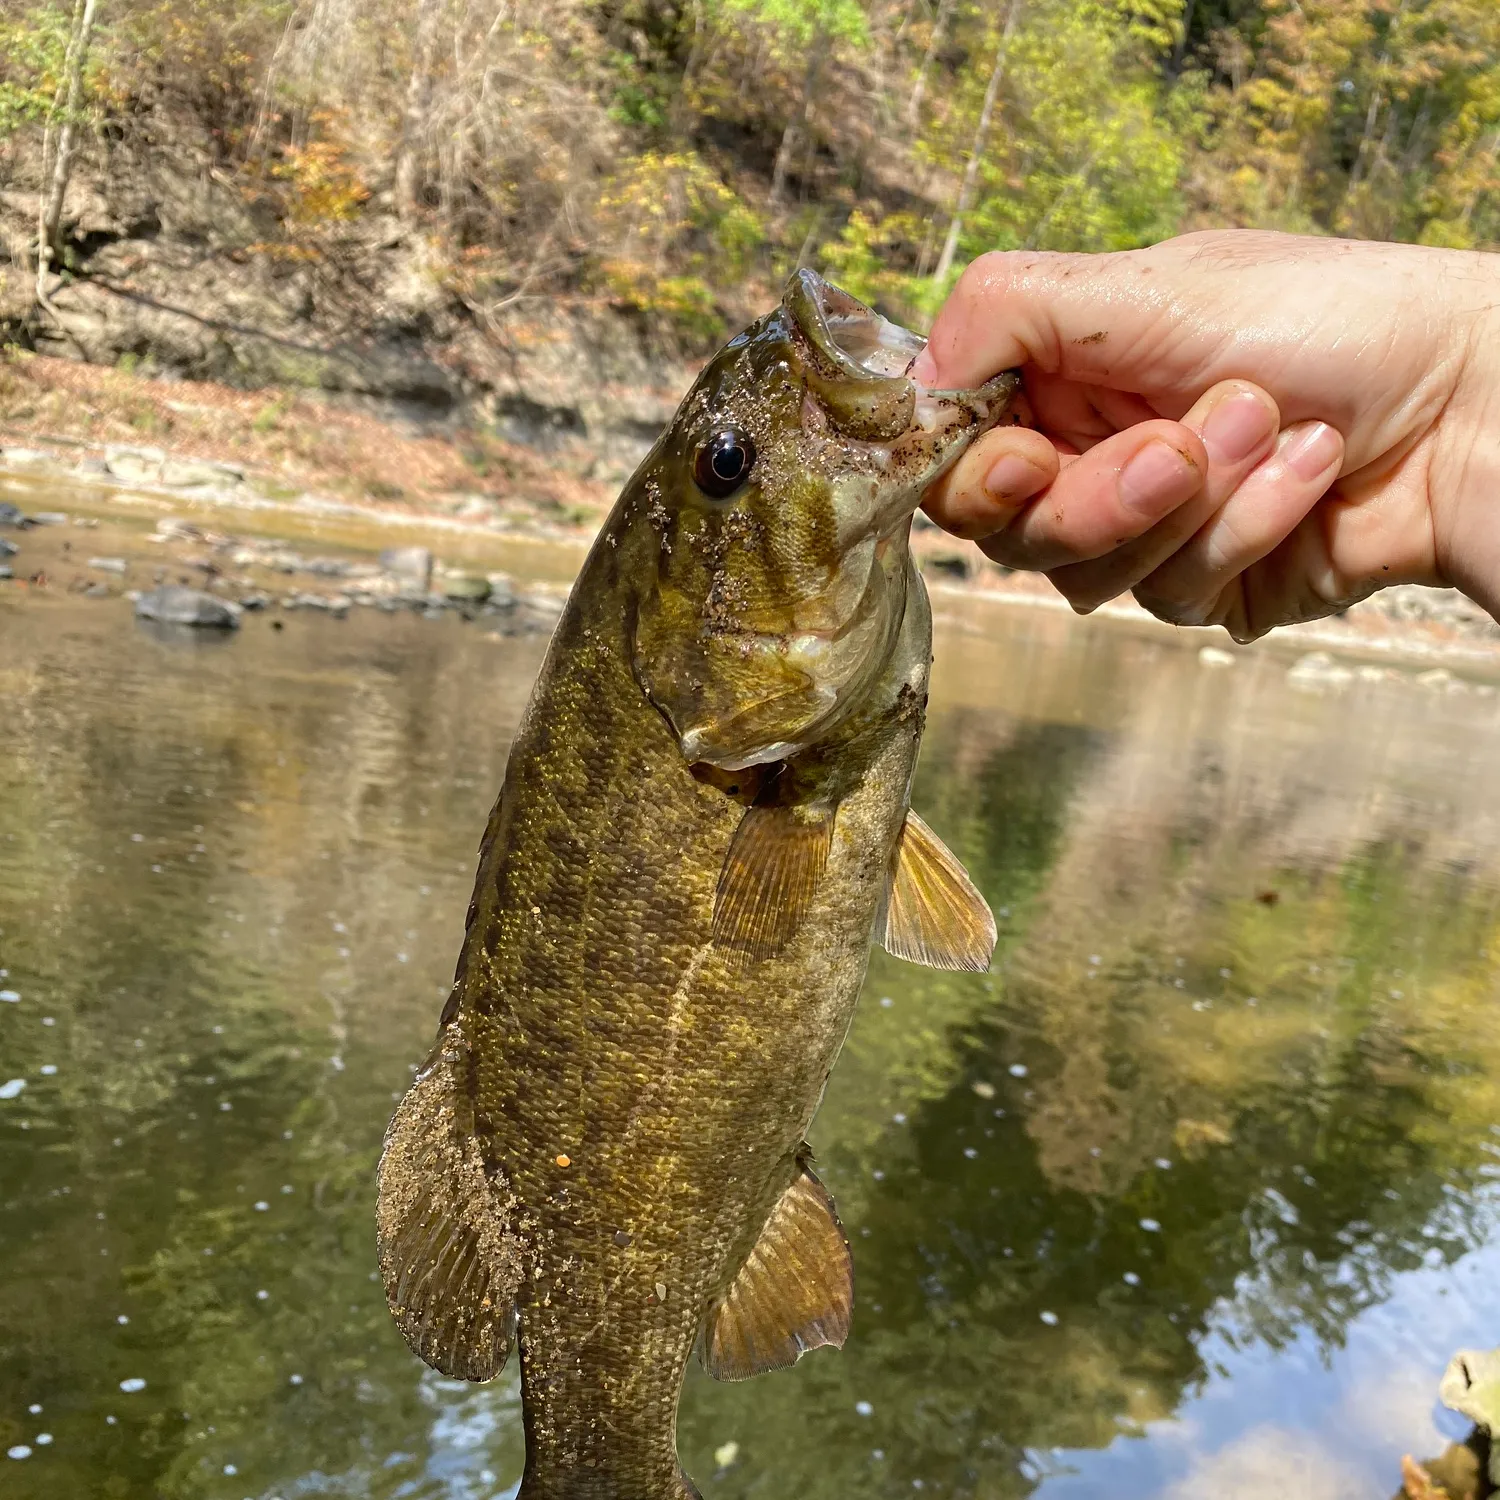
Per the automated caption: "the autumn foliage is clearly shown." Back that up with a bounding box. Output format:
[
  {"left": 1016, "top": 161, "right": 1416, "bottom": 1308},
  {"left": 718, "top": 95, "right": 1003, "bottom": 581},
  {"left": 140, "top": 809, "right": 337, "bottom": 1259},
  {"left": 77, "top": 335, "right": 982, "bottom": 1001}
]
[{"left": 0, "top": 0, "right": 1497, "bottom": 343}]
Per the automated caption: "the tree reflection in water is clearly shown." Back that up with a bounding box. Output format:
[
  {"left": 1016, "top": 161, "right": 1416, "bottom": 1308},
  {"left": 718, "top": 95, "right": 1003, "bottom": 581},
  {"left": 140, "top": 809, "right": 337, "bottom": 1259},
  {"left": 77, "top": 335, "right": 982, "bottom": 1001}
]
[{"left": 1, "top": 591, "right": 1497, "bottom": 1500}]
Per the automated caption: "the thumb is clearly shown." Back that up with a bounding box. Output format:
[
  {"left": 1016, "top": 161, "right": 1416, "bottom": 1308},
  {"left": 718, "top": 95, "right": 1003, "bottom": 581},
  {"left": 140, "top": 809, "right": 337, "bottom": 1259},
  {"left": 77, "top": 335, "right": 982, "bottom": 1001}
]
[{"left": 914, "top": 245, "right": 1226, "bottom": 399}]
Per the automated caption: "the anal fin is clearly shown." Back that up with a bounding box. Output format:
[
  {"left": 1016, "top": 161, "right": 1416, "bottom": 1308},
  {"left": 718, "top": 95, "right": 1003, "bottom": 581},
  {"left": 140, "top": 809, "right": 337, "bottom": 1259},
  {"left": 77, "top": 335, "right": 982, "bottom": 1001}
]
[
  {"left": 712, "top": 803, "right": 833, "bottom": 958},
  {"left": 702, "top": 1163, "right": 853, "bottom": 1381},
  {"left": 882, "top": 809, "right": 997, "bottom": 972},
  {"left": 376, "top": 1034, "right": 524, "bottom": 1382}
]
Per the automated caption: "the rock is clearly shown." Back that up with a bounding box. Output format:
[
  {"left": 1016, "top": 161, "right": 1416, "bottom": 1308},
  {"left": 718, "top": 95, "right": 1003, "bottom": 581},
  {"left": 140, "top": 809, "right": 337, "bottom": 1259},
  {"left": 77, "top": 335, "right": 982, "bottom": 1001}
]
[
  {"left": 452, "top": 494, "right": 500, "bottom": 521},
  {"left": 88, "top": 557, "right": 128, "bottom": 575},
  {"left": 83, "top": 581, "right": 110, "bottom": 598},
  {"left": 379, "top": 546, "right": 432, "bottom": 588},
  {"left": 301, "top": 557, "right": 354, "bottom": 578},
  {"left": 485, "top": 574, "right": 517, "bottom": 609},
  {"left": 154, "top": 517, "right": 207, "bottom": 542},
  {"left": 1287, "top": 651, "right": 1354, "bottom": 693},
  {"left": 923, "top": 552, "right": 972, "bottom": 581},
  {"left": 519, "top": 589, "right": 566, "bottom": 625},
  {"left": 74, "top": 456, "right": 112, "bottom": 478},
  {"left": 1441, "top": 1351, "right": 1500, "bottom": 1482},
  {"left": 0, "top": 537, "right": 17, "bottom": 556},
  {"left": 237, "top": 592, "right": 272, "bottom": 610},
  {"left": 134, "top": 586, "right": 241, "bottom": 629},
  {"left": 1198, "top": 647, "right": 1236, "bottom": 669},
  {"left": 0, "top": 447, "right": 51, "bottom": 467},
  {"left": 0, "top": 503, "right": 24, "bottom": 528},
  {"left": 441, "top": 572, "right": 491, "bottom": 603},
  {"left": 284, "top": 591, "right": 351, "bottom": 615},
  {"left": 0, "top": 563, "right": 12, "bottom": 580},
  {"left": 30, "top": 511, "right": 67, "bottom": 526},
  {"left": 160, "top": 456, "right": 242, "bottom": 488},
  {"left": 105, "top": 447, "right": 165, "bottom": 483}
]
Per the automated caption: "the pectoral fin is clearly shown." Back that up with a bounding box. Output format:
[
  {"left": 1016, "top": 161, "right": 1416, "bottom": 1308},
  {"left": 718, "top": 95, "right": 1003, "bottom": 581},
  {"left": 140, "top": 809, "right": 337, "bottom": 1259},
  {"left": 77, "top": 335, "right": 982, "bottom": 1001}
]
[
  {"left": 702, "top": 1163, "right": 853, "bottom": 1381},
  {"left": 712, "top": 804, "right": 833, "bottom": 958},
  {"left": 882, "top": 810, "right": 996, "bottom": 972},
  {"left": 376, "top": 1034, "right": 524, "bottom": 1382}
]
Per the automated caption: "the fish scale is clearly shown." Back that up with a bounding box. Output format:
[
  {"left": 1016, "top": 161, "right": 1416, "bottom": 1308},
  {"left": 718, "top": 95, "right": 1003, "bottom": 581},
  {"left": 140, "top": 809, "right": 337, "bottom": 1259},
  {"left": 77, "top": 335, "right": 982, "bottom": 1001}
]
[{"left": 378, "top": 271, "right": 1018, "bottom": 1498}]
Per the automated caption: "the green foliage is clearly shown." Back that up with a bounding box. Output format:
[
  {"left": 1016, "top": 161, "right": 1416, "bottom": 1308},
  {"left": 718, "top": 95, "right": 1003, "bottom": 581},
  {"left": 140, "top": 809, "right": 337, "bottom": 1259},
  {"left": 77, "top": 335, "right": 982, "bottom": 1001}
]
[
  {"left": 1, "top": 0, "right": 1499, "bottom": 345},
  {"left": 0, "top": 2, "right": 78, "bottom": 135},
  {"left": 594, "top": 149, "right": 765, "bottom": 335},
  {"left": 721, "top": 0, "right": 870, "bottom": 49}
]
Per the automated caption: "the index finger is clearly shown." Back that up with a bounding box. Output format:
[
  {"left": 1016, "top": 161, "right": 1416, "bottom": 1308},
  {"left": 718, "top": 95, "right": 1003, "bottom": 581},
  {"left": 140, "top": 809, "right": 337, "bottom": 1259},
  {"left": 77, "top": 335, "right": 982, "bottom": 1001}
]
[{"left": 915, "top": 248, "right": 1194, "bottom": 393}]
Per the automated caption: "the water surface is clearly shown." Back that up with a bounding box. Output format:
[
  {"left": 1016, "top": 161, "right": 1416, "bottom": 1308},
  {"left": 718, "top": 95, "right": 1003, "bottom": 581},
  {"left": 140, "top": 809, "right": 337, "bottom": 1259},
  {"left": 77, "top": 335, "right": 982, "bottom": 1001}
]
[{"left": 2, "top": 550, "right": 1499, "bottom": 1499}]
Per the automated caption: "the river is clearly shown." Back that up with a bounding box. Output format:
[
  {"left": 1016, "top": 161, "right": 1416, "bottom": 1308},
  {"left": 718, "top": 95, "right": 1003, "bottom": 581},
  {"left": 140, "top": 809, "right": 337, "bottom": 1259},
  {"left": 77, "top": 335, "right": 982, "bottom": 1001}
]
[{"left": 2, "top": 504, "right": 1498, "bottom": 1499}]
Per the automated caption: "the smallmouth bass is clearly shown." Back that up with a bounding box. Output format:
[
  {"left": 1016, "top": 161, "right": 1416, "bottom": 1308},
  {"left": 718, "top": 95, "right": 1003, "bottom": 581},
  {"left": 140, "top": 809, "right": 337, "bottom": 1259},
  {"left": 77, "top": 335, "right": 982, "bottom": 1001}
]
[{"left": 377, "top": 271, "right": 1020, "bottom": 1498}]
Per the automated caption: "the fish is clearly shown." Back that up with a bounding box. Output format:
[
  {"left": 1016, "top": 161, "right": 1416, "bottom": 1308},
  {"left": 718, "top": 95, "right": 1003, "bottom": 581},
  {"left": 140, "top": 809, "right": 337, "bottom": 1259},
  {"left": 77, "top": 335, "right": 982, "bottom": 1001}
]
[{"left": 376, "top": 269, "right": 1021, "bottom": 1499}]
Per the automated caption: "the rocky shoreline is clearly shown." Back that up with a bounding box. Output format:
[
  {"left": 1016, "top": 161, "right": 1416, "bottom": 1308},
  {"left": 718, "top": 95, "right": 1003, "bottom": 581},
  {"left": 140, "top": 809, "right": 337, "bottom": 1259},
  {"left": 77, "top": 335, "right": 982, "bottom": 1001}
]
[{"left": 5, "top": 421, "right": 1500, "bottom": 692}]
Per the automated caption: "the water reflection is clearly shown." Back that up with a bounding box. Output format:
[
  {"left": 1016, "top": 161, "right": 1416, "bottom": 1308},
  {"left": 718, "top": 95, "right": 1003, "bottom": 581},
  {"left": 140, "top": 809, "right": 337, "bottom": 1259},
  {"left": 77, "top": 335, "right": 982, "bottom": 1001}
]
[{"left": 1, "top": 585, "right": 1497, "bottom": 1499}]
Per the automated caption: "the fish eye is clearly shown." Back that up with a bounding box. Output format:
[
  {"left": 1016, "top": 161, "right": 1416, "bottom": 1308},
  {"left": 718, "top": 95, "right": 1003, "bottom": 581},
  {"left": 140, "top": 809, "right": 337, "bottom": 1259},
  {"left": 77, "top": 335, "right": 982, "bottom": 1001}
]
[{"left": 693, "top": 428, "right": 757, "bottom": 500}]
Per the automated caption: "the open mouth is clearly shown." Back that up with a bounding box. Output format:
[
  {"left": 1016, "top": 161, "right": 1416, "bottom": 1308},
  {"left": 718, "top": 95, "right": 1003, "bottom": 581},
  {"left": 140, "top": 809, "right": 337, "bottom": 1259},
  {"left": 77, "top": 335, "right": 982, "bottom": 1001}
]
[
  {"left": 785, "top": 269, "right": 1019, "bottom": 439},
  {"left": 786, "top": 270, "right": 928, "bottom": 382}
]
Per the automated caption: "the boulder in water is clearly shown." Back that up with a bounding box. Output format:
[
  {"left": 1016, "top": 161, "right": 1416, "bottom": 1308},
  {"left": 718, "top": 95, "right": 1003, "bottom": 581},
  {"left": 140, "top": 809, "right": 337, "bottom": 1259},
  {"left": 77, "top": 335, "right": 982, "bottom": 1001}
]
[{"left": 134, "top": 586, "right": 242, "bottom": 629}]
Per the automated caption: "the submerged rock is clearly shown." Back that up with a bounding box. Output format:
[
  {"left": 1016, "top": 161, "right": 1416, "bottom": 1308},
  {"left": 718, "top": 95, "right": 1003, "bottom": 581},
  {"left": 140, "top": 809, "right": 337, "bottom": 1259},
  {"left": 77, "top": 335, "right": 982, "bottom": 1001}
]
[
  {"left": 1287, "top": 651, "right": 1354, "bottom": 693},
  {"left": 0, "top": 503, "right": 26, "bottom": 528},
  {"left": 88, "top": 557, "right": 128, "bottom": 575},
  {"left": 134, "top": 586, "right": 241, "bottom": 629},
  {"left": 441, "top": 572, "right": 491, "bottom": 603},
  {"left": 379, "top": 546, "right": 432, "bottom": 588}
]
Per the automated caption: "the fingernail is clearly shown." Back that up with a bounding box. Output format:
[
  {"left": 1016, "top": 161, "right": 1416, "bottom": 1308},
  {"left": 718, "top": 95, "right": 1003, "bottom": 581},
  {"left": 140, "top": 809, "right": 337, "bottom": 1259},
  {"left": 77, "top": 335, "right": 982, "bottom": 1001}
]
[
  {"left": 1118, "top": 439, "right": 1201, "bottom": 516},
  {"left": 1281, "top": 421, "right": 1341, "bottom": 480},
  {"left": 983, "top": 453, "right": 1048, "bottom": 504},
  {"left": 910, "top": 348, "right": 938, "bottom": 386},
  {"left": 1202, "top": 390, "right": 1274, "bottom": 465}
]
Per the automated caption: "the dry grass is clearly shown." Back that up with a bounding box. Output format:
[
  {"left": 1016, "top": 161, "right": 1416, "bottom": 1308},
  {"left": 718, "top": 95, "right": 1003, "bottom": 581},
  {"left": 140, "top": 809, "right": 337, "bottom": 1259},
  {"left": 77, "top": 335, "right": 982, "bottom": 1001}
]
[{"left": 0, "top": 348, "right": 611, "bottom": 528}]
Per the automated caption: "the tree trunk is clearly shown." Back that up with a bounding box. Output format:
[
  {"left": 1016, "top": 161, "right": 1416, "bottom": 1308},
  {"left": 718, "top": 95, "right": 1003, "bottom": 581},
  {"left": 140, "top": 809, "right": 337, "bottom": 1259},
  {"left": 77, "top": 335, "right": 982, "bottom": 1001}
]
[
  {"left": 1169, "top": 0, "right": 1197, "bottom": 76},
  {"left": 771, "top": 40, "right": 824, "bottom": 206},
  {"left": 933, "top": 0, "right": 1021, "bottom": 284},
  {"left": 394, "top": 0, "right": 444, "bottom": 224},
  {"left": 907, "top": 0, "right": 954, "bottom": 128},
  {"left": 37, "top": 0, "right": 100, "bottom": 289},
  {"left": 671, "top": 0, "right": 708, "bottom": 133}
]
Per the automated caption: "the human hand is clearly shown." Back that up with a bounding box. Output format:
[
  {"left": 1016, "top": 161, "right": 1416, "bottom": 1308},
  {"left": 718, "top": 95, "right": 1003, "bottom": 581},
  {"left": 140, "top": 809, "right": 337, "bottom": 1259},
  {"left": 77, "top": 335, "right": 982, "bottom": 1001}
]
[{"left": 915, "top": 230, "right": 1500, "bottom": 640}]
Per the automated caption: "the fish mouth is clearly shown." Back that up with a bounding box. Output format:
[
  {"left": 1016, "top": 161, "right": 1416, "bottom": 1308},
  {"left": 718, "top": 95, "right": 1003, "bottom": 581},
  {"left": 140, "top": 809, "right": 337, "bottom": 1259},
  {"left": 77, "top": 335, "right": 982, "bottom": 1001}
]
[
  {"left": 785, "top": 268, "right": 929, "bottom": 381},
  {"left": 781, "top": 268, "right": 1021, "bottom": 544},
  {"left": 784, "top": 268, "right": 1018, "bottom": 417}
]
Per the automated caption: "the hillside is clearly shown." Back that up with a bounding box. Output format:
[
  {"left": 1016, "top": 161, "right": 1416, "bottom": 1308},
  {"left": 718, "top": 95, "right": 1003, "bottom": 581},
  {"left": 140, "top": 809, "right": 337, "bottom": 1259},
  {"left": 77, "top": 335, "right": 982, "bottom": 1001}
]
[{"left": 0, "top": 0, "right": 1496, "bottom": 456}]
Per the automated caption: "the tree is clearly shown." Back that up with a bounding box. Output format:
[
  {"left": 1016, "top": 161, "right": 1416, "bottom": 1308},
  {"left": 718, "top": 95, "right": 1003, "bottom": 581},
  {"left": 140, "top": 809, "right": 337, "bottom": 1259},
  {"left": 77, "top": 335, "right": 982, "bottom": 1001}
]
[
  {"left": 933, "top": 0, "right": 1022, "bottom": 282},
  {"left": 723, "top": 0, "right": 870, "bottom": 205},
  {"left": 35, "top": 0, "right": 101, "bottom": 305}
]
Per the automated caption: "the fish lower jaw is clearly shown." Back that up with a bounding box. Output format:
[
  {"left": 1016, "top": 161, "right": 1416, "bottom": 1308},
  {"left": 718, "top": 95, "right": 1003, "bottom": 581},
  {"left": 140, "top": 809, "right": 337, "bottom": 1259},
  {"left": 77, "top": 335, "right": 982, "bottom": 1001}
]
[{"left": 682, "top": 736, "right": 807, "bottom": 772}]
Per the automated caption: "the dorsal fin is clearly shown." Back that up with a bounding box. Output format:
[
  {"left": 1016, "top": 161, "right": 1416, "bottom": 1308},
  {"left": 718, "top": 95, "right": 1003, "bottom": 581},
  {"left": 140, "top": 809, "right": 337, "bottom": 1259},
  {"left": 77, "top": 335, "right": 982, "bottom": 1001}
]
[
  {"left": 712, "top": 804, "right": 833, "bottom": 959},
  {"left": 702, "top": 1162, "right": 853, "bottom": 1381},
  {"left": 376, "top": 1035, "right": 524, "bottom": 1382},
  {"left": 881, "top": 809, "right": 996, "bottom": 972}
]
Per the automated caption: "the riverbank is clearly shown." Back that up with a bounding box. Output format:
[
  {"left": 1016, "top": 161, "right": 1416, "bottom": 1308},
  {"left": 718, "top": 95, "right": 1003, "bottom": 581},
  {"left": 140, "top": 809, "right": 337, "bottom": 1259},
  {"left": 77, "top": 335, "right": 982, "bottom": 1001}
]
[{"left": 4, "top": 352, "right": 1500, "bottom": 689}]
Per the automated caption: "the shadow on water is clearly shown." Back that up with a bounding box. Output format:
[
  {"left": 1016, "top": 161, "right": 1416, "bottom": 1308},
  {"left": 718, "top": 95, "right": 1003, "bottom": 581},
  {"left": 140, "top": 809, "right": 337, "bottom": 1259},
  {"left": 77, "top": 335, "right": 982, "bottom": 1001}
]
[{"left": 1, "top": 591, "right": 1498, "bottom": 1498}]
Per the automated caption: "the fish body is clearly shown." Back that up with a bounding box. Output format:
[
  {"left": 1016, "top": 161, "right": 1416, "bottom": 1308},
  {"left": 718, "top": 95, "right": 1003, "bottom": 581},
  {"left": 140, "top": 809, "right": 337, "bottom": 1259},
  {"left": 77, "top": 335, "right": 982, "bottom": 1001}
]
[{"left": 377, "top": 273, "right": 1018, "bottom": 1499}]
